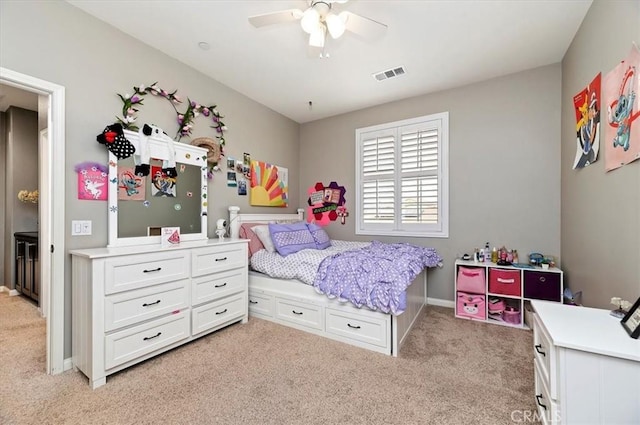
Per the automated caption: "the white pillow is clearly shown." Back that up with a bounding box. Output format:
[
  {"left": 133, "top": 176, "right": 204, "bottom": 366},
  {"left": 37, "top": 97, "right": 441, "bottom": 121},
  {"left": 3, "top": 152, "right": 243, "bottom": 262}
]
[{"left": 252, "top": 225, "right": 276, "bottom": 253}]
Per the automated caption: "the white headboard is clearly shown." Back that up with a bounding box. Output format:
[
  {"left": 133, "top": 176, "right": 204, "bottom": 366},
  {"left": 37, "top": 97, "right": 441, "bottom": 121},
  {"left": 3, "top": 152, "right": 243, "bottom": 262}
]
[{"left": 228, "top": 206, "right": 305, "bottom": 238}]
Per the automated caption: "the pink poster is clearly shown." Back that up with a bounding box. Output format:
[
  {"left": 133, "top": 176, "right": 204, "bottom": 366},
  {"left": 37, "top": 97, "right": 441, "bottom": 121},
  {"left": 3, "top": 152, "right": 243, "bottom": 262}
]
[
  {"left": 75, "top": 162, "right": 108, "bottom": 201},
  {"left": 603, "top": 44, "right": 640, "bottom": 172},
  {"left": 118, "top": 167, "right": 145, "bottom": 200}
]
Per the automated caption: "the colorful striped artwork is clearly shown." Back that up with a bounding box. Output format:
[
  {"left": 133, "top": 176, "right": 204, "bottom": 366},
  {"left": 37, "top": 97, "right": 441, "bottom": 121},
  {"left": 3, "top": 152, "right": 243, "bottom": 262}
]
[{"left": 249, "top": 160, "right": 288, "bottom": 207}]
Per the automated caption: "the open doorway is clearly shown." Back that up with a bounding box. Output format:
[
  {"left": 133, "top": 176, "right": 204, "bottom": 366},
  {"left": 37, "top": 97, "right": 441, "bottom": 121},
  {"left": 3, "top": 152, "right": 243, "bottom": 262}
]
[{"left": 0, "top": 68, "right": 65, "bottom": 375}]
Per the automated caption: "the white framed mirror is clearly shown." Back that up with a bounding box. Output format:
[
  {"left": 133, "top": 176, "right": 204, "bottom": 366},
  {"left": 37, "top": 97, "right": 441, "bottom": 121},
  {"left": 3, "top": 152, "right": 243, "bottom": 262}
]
[{"left": 108, "top": 129, "right": 208, "bottom": 247}]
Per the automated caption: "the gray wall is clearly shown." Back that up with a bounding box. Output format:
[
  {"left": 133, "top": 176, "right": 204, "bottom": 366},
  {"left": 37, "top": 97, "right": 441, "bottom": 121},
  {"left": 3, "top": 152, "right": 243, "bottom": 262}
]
[
  {"left": 561, "top": 0, "right": 640, "bottom": 308},
  {"left": 0, "top": 112, "right": 5, "bottom": 286},
  {"left": 0, "top": 0, "right": 299, "bottom": 358},
  {"left": 2, "top": 107, "right": 39, "bottom": 291},
  {"left": 300, "top": 64, "right": 562, "bottom": 302}
]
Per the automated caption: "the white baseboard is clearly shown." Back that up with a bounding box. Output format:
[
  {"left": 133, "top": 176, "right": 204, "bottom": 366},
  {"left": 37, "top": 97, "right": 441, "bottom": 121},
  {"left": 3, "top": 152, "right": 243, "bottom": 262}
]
[
  {"left": 0, "top": 285, "right": 6, "bottom": 293},
  {"left": 63, "top": 357, "right": 73, "bottom": 372},
  {"left": 8, "top": 289, "right": 19, "bottom": 296},
  {"left": 427, "top": 297, "right": 455, "bottom": 308}
]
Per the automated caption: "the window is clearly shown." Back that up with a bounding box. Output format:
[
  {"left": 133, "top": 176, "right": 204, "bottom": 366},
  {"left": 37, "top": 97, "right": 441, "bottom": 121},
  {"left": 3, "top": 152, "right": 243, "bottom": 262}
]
[{"left": 355, "top": 112, "right": 449, "bottom": 238}]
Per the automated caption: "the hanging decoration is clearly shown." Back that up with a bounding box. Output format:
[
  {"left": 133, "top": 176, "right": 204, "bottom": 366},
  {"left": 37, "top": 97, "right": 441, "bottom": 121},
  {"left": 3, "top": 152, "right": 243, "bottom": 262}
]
[
  {"left": 307, "top": 181, "right": 346, "bottom": 226},
  {"left": 603, "top": 44, "right": 640, "bottom": 172},
  {"left": 115, "top": 82, "right": 228, "bottom": 177},
  {"left": 75, "top": 162, "right": 108, "bottom": 201}
]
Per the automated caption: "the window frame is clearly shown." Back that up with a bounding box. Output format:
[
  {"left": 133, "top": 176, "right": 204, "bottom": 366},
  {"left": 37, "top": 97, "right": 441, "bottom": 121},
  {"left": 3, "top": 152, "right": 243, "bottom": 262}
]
[{"left": 355, "top": 112, "right": 449, "bottom": 238}]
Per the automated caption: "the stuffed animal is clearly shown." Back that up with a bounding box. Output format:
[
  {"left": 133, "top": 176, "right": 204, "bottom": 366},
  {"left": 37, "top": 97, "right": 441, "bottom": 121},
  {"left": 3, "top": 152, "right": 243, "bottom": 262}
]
[
  {"left": 136, "top": 124, "right": 177, "bottom": 177},
  {"left": 96, "top": 123, "right": 135, "bottom": 160}
]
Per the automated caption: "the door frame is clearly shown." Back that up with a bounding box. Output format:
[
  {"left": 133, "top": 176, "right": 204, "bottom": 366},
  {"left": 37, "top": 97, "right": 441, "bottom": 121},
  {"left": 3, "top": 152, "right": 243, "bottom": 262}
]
[{"left": 1, "top": 67, "right": 65, "bottom": 375}]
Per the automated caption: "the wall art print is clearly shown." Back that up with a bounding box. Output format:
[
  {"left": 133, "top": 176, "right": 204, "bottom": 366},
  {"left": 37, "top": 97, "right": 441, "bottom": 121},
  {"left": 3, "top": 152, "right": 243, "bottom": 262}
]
[
  {"left": 117, "top": 167, "right": 145, "bottom": 201},
  {"left": 603, "top": 44, "right": 640, "bottom": 172},
  {"left": 573, "top": 73, "right": 601, "bottom": 169},
  {"left": 75, "top": 162, "right": 108, "bottom": 201},
  {"left": 307, "top": 181, "right": 346, "bottom": 226},
  {"left": 249, "top": 160, "right": 288, "bottom": 207},
  {"left": 151, "top": 165, "right": 177, "bottom": 197}
]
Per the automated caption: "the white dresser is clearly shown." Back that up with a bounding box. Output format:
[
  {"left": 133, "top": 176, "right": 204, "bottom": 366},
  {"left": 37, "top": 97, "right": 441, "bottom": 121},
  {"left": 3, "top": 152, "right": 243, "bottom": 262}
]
[
  {"left": 531, "top": 300, "right": 640, "bottom": 424},
  {"left": 70, "top": 239, "right": 248, "bottom": 389}
]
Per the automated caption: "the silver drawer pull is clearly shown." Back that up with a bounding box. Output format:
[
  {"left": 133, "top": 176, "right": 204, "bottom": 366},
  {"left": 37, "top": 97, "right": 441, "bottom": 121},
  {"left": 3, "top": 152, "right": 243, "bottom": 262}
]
[
  {"left": 214, "top": 282, "right": 227, "bottom": 288},
  {"left": 539, "top": 276, "right": 546, "bottom": 283},
  {"left": 215, "top": 257, "right": 228, "bottom": 262},
  {"left": 535, "top": 394, "right": 547, "bottom": 411},
  {"left": 143, "top": 267, "right": 162, "bottom": 273},
  {"left": 347, "top": 323, "right": 361, "bottom": 329},
  {"left": 292, "top": 310, "right": 303, "bottom": 315},
  {"left": 142, "top": 300, "right": 161, "bottom": 307},
  {"left": 249, "top": 300, "right": 258, "bottom": 304},
  {"left": 143, "top": 332, "right": 162, "bottom": 341},
  {"left": 535, "top": 344, "right": 546, "bottom": 357},
  {"left": 215, "top": 309, "right": 228, "bottom": 315}
]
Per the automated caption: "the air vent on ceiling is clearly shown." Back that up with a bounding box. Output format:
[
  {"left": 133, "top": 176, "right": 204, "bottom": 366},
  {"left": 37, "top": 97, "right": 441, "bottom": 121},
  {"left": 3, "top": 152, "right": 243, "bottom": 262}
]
[{"left": 373, "top": 66, "right": 406, "bottom": 82}]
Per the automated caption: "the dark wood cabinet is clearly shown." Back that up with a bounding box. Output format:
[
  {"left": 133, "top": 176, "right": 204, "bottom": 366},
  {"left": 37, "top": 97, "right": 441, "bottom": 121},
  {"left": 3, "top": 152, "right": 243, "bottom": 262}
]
[{"left": 14, "top": 232, "right": 39, "bottom": 303}]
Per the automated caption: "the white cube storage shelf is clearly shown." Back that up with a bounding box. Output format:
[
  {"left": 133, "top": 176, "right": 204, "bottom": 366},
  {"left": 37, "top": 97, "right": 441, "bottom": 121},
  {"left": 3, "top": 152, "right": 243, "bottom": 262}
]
[{"left": 454, "top": 259, "right": 563, "bottom": 329}]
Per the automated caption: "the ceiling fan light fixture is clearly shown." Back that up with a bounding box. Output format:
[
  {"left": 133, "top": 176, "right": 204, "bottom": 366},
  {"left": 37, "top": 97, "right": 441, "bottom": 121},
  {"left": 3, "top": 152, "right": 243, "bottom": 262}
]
[
  {"left": 300, "top": 7, "right": 320, "bottom": 34},
  {"left": 309, "top": 25, "right": 326, "bottom": 48},
  {"left": 325, "top": 12, "right": 346, "bottom": 39}
]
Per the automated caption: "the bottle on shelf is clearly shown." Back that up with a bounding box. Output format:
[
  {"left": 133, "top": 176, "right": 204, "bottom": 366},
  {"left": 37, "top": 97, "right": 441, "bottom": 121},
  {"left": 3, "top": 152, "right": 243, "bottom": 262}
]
[
  {"left": 491, "top": 247, "right": 498, "bottom": 263},
  {"left": 484, "top": 242, "right": 491, "bottom": 263},
  {"left": 513, "top": 249, "right": 519, "bottom": 264}
]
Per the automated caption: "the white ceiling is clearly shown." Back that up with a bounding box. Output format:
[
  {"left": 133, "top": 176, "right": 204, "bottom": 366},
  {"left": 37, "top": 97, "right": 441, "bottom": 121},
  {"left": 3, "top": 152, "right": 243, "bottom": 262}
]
[{"left": 67, "top": 1, "right": 592, "bottom": 124}]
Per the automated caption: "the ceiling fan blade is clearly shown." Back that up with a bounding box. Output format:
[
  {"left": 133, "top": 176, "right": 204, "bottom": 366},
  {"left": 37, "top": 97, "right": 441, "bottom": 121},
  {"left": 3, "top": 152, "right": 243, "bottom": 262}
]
[
  {"left": 341, "top": 11, "right": 387, "bottom": 39},
  {"left": 248, "top": 9, "right": 304, "bottom": 28}
]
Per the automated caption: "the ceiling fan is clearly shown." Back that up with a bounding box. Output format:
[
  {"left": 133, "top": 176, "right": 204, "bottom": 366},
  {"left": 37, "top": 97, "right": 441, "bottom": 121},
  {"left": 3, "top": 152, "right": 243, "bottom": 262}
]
[{"left": 248, "top": 0, "right": 387, "bottom": 53}]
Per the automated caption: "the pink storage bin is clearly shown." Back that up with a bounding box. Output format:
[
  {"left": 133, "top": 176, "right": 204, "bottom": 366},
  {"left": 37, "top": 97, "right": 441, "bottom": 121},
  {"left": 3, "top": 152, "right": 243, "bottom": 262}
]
[
  {"left": 503, "top": 306, "right": 521, "bottom": 325},
  {"left": 488, "top": 268, "right": 521, "bottom": 296},
  {"left": 457, "top": 292, "right": 486, "bottom": 320},
  {"left": 456, "top": 267, "right": 485, "bottom": 294}
]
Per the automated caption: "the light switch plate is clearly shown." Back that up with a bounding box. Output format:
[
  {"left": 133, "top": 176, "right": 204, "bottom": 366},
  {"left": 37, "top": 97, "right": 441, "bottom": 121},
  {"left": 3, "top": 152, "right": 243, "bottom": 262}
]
[{"left": 72, "top": 220, "right": 92, "bottom": 236}]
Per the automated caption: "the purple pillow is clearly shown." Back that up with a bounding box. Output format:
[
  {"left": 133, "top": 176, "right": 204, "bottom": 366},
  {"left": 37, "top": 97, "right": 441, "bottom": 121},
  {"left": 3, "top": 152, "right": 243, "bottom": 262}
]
[
  {"left": 307, "top": 223, "right": 331, "bottom": 250},
  {"left": 269, "top": 222, "right": 317, "bottom": 256}
]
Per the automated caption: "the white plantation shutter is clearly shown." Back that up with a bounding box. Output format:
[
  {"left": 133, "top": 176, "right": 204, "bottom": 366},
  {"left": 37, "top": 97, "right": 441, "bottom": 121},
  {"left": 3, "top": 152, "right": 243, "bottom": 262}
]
[
  {"left": 361, "top": 133, "right": 395, "bottom": 225},
  {"left": 400, "top": 126, "right": 439, "bottom": 224},
  {"left": 356, "top": 112, "right": 448, "bottom": 238}
]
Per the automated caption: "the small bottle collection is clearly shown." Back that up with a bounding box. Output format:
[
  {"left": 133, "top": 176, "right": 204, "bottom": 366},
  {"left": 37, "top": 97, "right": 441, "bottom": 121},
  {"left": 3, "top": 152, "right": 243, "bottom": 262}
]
[{"left": 469, "top": 242, "right": 518, "bottom": 266}]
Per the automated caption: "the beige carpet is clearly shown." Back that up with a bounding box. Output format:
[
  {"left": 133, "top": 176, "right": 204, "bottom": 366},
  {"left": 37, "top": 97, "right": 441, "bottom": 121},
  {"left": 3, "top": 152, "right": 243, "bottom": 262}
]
[{"left": 0, "top": 292, "right": 538, "bottom": 425}]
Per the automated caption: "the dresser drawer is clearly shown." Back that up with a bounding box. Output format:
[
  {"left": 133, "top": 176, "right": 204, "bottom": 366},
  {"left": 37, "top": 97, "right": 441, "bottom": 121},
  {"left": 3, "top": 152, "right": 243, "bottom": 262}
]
[
  {"left": 248, "top": 291, "right": 274, "bottom": 318},
  {"left": 275, "top": 298, "right": 323, "bottom": 331},
  {"left": 192, "top": 268, "right": 246, "bottom": 306},
  {"left": 105, "top": 280, "right": 189, "bottom": 332},
  {"left": 191, "top": 244, "right": 247, "bottom": 277},
  {"left": 104, "top": 251, "right": 189, "bottom": 295},
  {"left": 105, "top": 310, "right": 189, "bottom": 370},
  {"left": 524, "top": 271, "right": 561, "bottom": 302},
  {"left": 326, "top": 308, "right": 388, "bottom": 348},
  {"left": 533, "top": 313, "right": 557, "bottom": 399},
  {"left": 191, "top": 293, "right": 246, "bottom": 336},
  {"left": 534, "top": 360, "right": 560, "bottom": 425}
]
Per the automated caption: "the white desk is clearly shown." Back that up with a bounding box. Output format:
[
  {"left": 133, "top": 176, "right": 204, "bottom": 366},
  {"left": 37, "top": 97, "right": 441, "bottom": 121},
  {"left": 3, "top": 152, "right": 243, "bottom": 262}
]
[{"left": 531, "top": 301, "right": 640, "bottom": 424}]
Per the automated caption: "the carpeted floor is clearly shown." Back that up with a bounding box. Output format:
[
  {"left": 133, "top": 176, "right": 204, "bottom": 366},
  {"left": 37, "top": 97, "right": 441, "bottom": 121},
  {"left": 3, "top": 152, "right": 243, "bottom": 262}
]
[{"left": 0, "top": 292, "right": 538, "bottom": 425}]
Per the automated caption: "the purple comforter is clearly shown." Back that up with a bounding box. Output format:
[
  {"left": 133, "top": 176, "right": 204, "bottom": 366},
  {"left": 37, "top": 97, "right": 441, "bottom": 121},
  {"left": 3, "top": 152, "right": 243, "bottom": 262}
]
[{"left": 313, "top": 241, "right": 442, "bottom": 315}]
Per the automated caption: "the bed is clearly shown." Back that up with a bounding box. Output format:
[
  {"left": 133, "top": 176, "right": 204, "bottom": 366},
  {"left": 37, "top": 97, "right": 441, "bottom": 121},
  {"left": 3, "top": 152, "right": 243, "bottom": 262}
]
[{"left": 228, "top": 206, "right": 441, "bottom": 356}]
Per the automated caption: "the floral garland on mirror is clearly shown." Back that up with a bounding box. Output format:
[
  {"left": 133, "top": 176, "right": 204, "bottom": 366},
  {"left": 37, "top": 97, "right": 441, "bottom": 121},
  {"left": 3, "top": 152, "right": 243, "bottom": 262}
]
[{"left": 115, "top": 82, "right": 227, "bottom": 176}]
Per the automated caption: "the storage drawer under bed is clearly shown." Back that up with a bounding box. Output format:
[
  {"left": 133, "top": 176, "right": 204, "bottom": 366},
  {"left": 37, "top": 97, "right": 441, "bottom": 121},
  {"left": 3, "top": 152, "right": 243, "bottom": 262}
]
[
  {"left": 275, "top": 297, "right": 323, "bottom": 331},
  {"left": 325, "top": 308, "right": 388, "bottom": 348}
]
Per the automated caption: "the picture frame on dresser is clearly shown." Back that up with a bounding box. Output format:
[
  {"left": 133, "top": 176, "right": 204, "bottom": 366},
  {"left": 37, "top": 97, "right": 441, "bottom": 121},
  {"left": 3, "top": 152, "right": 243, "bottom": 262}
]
[{"left": 620, "top": 296, "right": 640, "bottom": 339}]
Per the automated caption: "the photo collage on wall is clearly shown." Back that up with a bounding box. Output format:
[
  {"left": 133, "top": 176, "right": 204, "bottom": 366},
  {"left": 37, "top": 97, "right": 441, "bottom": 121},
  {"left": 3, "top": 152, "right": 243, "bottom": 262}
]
[{"left": 226, "top": 152, "right": 251, "bottom": 195}]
